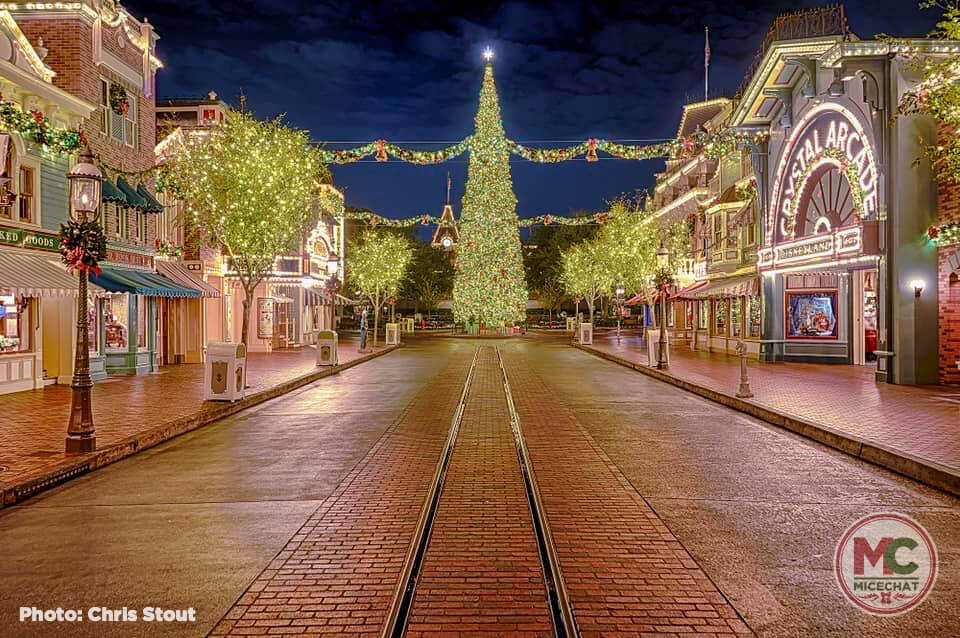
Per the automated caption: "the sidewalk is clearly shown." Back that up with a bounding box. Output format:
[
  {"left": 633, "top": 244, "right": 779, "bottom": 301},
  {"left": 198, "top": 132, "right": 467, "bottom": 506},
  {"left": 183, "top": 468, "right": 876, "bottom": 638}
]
[
  {"left": 576, "top": 330, "right": 960, "bottom": 496},
  {"left": 0, "top": 336, "right": 397, "bottom": 507}
]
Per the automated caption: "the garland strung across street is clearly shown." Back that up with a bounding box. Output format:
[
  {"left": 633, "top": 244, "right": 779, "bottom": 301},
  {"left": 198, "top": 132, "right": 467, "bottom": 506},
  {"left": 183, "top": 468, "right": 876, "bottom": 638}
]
[{"left": 318, "top": 129, "right": 769, "bottom": 165}]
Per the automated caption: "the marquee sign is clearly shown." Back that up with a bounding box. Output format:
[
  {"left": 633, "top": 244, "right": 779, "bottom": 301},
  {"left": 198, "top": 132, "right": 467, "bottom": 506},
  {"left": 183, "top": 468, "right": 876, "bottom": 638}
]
[{"left": 770, "top": 105, "right": 879, "bottom": 244}]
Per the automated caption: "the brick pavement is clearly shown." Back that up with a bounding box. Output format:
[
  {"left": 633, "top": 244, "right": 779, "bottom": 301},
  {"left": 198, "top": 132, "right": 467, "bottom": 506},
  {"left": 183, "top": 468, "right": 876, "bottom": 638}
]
[
  {"left": 501, "top": 348, "right": 752, "bottom": 638},
  {"left": 582, "top": 331, "right": 960, "bottom": 474},
  {"left": 406, "top": 346, "right": 553, "bottom": 637},
  {"left": 0, "top": 338, "right": 372, "bottom": 486},
  {"left": 209, "top": 349, "right": 475, "bottom": 637}
]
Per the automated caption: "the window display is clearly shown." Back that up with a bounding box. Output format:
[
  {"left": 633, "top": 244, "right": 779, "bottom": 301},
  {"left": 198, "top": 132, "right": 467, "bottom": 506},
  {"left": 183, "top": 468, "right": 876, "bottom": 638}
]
[
  {"left": 786, "top": 290, "right": 838, "bottom": 339},
  {"left": 715, "top": 299, "right": 726, "bottom": 335},
  {"left": 104, "top": 295, "right": 129, "bottom": 350},
  {"left": 698, "top": 301, "right": 708, "bottom": 330},
  {"left": 731, "top": 298, "right": 742, "bottom": 337},
  {"left": 749, "top": 296, "right": 762, "bottom": 338},
  {"left": 0, "top": 294, "right": 30, "bottom": 353}
]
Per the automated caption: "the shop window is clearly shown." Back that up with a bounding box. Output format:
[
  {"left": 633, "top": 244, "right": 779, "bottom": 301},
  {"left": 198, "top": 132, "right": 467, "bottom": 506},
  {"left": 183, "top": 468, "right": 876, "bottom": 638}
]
[
  {"left": 0, "top": 295, "right": 31, "bottom": 353},
  {"left": 87, "top": 294, "right": 99, "bottom": 354},
  {"left": 137, "top": 298, "right": 148, "bottom": 349},
  {"left": 731, "top": 298, "right": 742, "bottom": 337},
  {"left": 749, "top": 296, "right": 762, "bottom": 338},
  {"left": 698, "top": 301, "right": 708, "bottom": 330},
  {"left": 715, "top": 299, "right": 727, "bottom": 335},
  {"left": 104, "top": 295, "right": 129, "bottom": 350},
  {"left": 18, "top": 165, "right": 33, "bottom": 223},
  {"left": 667, "top": 302, "right": 675, "bottom": 328}
]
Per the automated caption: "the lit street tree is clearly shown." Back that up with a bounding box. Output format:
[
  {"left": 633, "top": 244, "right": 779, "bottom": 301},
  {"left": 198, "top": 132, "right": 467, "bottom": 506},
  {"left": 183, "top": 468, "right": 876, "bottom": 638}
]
[
  {"left": 347, "top": 231, "right": 414, "bottom": 346},
  {"left": 161, "top": 109, "right": 327, "bottom": 346},
  {"left": 560, "top": 238, "right": 613, "bottom": 320}
]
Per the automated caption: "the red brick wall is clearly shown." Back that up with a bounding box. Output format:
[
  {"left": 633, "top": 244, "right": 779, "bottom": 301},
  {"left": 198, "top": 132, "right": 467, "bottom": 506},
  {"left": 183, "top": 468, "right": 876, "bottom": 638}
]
[
  {"left": 937, "top": 125, "right": 960, "bottom": 384},
  {"left": 19, "top": 14, "right": 159, "bottom": 262}
]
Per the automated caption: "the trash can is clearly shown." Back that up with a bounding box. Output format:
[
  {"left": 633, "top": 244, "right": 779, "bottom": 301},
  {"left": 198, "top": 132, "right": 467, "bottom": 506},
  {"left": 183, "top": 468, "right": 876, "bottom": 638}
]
[
  {"left": 578, "top": 322, "right": 593, "bottom": 345},
  {"left": 385, "top": 322, "right": 400, "bottom": 345},
  {"left": 565, "top": 317, "right": 576, "bottom": 332},
  {"left": 204, "top": 342, "right": 246, "bottom": 402},
  {"left": 316, "top": 330, "right": 338, "bottom": 366}
]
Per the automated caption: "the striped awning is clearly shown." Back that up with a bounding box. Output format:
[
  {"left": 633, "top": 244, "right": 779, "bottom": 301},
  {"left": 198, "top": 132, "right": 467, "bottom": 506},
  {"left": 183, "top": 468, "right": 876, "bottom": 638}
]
[
  {"left": 687, "top": 274, "right": 760, "bottom": 299},
  {"left": 90, "top": 266, "right": 202, "bottom": 298},
  {"left": 672, "top": 280, "right": 709, "bottom": 300},
  {"left": 0, "top": 252, "right": 81, "bottom": 297},
  {"left": 156, "top": 260, "right": 221, "bottom": 298}
]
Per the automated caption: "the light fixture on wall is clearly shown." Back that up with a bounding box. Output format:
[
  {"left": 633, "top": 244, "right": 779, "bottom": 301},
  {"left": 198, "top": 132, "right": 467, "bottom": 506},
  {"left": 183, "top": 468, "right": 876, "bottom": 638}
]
[{"left": 910, "top": 279, "right": 925, "bottom": 298}]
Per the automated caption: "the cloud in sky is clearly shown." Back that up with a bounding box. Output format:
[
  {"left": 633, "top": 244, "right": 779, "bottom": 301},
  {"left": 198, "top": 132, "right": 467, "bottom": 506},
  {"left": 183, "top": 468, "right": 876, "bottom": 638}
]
[{"left": 131, "top": 0, "right": 939, "bottom": 219}]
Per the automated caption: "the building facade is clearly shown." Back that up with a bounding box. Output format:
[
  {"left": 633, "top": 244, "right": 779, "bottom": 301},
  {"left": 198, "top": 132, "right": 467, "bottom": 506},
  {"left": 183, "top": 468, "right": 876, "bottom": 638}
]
[
  {"left": 0, "top": 9, "right": 96, "bottom": 395},
  {"left": 9, "top": 0, "right": 208, "bottom": 380}
]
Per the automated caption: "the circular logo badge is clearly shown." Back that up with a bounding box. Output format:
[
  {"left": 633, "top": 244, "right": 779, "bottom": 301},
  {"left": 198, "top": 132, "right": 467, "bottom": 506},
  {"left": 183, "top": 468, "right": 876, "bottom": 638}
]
[{"left": 835, "top": 512, "right": 938, "bottom": 616}]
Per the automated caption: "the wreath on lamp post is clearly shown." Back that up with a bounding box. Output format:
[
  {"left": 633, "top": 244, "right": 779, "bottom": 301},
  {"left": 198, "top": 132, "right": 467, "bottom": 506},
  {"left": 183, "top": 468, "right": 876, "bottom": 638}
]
[
  {"left": 60, "top": 219, "right": 107, "bottom": 276},
  {"left": 109, "top": 84, "right": 129, "bottom": 116}
]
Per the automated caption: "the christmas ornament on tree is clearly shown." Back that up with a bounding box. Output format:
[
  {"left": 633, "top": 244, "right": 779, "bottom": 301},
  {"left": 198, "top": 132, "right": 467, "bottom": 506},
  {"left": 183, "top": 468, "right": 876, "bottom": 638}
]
[{"left": 452, "top": 60, "right": 528, "bottom": 326}]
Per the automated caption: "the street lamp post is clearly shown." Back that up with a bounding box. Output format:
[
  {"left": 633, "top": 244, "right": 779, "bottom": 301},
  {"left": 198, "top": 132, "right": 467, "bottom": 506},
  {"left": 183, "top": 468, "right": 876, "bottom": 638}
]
[
  {"left": 65, "top": 152, "right": 103, "bottom": 454},
  {"left": 656, "top": 240, "right": 669, "bottom": 371},
  {"left": 327, "top": 252, "right": 339, "bottom": 331},
  {"left": 615, "top": 285, "right": 625, "bottom": 341}
]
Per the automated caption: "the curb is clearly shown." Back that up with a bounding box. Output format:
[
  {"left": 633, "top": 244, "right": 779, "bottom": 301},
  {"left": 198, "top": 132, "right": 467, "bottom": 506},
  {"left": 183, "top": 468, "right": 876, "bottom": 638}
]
[
  {"left": 572, "top": 343, "right": 960, "bottom": 498},
  {"left": 0, "top": 345, "right": 401, "bottom": 510}
]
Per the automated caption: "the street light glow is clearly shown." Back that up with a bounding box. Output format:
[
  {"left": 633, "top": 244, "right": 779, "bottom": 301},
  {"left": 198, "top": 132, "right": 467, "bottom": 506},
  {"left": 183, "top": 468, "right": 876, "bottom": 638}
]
[{"left": 483, "top": 47, "right": 494, "bottom": 62}]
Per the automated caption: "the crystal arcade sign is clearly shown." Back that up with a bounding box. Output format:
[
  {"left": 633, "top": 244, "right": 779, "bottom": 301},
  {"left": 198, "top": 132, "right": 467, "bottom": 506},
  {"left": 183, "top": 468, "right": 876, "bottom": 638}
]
[{"left": 759, "top": 105, "right": 880, "bottom": 271}]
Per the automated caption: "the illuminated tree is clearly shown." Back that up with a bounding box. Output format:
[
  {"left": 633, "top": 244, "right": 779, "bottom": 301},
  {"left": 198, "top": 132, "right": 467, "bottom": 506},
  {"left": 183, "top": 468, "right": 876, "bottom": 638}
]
[
  {"left": 560, "top": 238, "right": 613, "bottom": 320},
  {"left": 896, "top": 1, "right": 960, "bottom": 182},
  {"left": 162, "top": 109, "right": 327, "bottom": 346},
  {"left": 347, "top": 231, "right": 414, "bottom": 346},
  {"left": 453, "top": 62, "right": 528, "bottom": 326}
]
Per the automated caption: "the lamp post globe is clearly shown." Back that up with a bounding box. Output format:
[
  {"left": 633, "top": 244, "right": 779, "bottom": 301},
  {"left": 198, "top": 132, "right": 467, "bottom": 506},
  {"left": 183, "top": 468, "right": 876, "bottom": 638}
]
[
  {"left": 326, "top": 253, "right": 340, "bottom": 276},
  {"left": 65, "top": 151, "right": 103, "bottom": 454},
  {"left": 67, "top": 153, "right": 103, "bottom": 216}
]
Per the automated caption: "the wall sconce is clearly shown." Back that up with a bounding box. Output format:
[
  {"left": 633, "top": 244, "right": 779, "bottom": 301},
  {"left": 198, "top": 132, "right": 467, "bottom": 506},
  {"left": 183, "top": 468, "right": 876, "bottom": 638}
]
[{"left": 910, "top": 279, "right": 925, "bottom": 298}]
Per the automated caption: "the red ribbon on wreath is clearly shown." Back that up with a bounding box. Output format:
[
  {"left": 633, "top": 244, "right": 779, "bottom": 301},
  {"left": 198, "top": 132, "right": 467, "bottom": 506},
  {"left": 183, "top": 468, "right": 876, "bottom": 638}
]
[
  {"left": 375, "top": 139, "right": 388, "bottom": 162},
  {"left": 929, "top": 225, "right": 941, "bottom": 240}
]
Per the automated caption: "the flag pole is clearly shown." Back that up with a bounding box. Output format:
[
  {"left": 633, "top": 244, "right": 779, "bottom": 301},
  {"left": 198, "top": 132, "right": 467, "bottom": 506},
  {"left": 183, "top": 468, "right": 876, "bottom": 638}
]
[{"left": 704, "top": 26, "right": 710, "bottom": 101}]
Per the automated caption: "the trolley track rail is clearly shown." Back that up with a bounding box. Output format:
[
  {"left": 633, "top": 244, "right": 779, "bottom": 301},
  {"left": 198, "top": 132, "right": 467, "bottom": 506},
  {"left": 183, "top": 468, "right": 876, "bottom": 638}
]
[{"left": 380, "top": 345, "right": 580, "bottom": 638}]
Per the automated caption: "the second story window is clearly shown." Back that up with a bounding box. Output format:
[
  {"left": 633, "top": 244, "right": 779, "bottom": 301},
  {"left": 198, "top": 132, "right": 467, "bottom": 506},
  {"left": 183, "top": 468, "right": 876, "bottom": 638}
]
[
  {"left": 136, "top": 211, "right": 146, "bottom": 241},
  {"left": 100, "top": 79, "right": 139, "bottom": 149},
  {"left": 18, "top": 165, "right": 33, "bottom": 223},
  {"left": 117, "top": 207, "right": 128, "bottom": 240}
]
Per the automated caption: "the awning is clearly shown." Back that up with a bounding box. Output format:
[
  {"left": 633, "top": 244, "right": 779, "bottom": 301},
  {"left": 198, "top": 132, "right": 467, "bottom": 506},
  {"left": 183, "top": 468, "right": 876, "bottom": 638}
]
[
  {"left": 687, "top": 274, "right": 760, "bottom": 299},
  {"left": 156, "top": 260, "right": 221, "bottom": 297},
  {"left": 624, "top": 293, "right": 647, "bottom": 306},
  {"left": 272, "top": 295, "right": 294, "bottom": 304},
  {"left": 116, "top": 177, "right": 148, "bottom": 210},
  {"left": 137, "top": 184, "right": 163, "bottom": 213},
  {"left": 101, "top": 178, "right": 128, "bottom": 206},
  {"left": 90, "top": 266, "right": 202, "bottom": 298},
  {"left": 672, "top": 280, "right": 709, "bottom": 300},
  {"left": 0, "top": 252, "right": 81, "bottom": 297}
]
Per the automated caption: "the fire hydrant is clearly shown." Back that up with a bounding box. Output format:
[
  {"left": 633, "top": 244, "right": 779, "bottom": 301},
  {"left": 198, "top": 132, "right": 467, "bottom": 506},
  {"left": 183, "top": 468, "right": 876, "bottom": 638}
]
[{"left": 736, "top": 340, "right": 754, "bottom": 398}]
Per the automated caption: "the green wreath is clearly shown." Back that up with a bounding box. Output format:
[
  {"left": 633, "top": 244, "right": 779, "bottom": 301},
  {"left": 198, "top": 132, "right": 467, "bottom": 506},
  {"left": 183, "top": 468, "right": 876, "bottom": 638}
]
[
  {"left": 782, "top": 147, "right": 866, "bottom": 239},
  {"left": 109, "top": 84, "right": 129, "bottom": 116},
  {"left": 60, "top": 219, "right": 107, "bottom": 276}
]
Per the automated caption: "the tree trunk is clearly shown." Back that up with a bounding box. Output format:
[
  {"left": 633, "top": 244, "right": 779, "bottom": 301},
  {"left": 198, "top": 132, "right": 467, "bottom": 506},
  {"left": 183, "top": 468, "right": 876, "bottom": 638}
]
[
  {"left": 586, "top": 297, "right": 595, "bottom": 320},
  {"left": 240, "top": 287, "right": 253, "bottom": 347},
  {"left": 373, "top": 310, "right": 380, "bottom": 348}
]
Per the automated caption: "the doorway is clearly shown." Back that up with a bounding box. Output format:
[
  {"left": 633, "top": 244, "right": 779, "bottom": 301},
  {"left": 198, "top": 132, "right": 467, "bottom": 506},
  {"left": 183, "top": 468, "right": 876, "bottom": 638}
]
[{"left": 852, "top": 269, "right": 878, "bottom": 365}]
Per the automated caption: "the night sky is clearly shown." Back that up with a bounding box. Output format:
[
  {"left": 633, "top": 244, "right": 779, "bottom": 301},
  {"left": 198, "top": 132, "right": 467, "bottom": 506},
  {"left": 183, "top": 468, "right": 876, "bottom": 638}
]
[{"left": 130, "top": 0, "right": 938, "bottom": 223}]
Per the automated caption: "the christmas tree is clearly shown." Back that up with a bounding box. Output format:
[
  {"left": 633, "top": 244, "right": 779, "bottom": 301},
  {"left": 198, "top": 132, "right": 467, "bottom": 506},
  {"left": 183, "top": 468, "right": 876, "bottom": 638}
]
[{"left": 453, "top": 61, "right": 528, "bottom": 326}]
